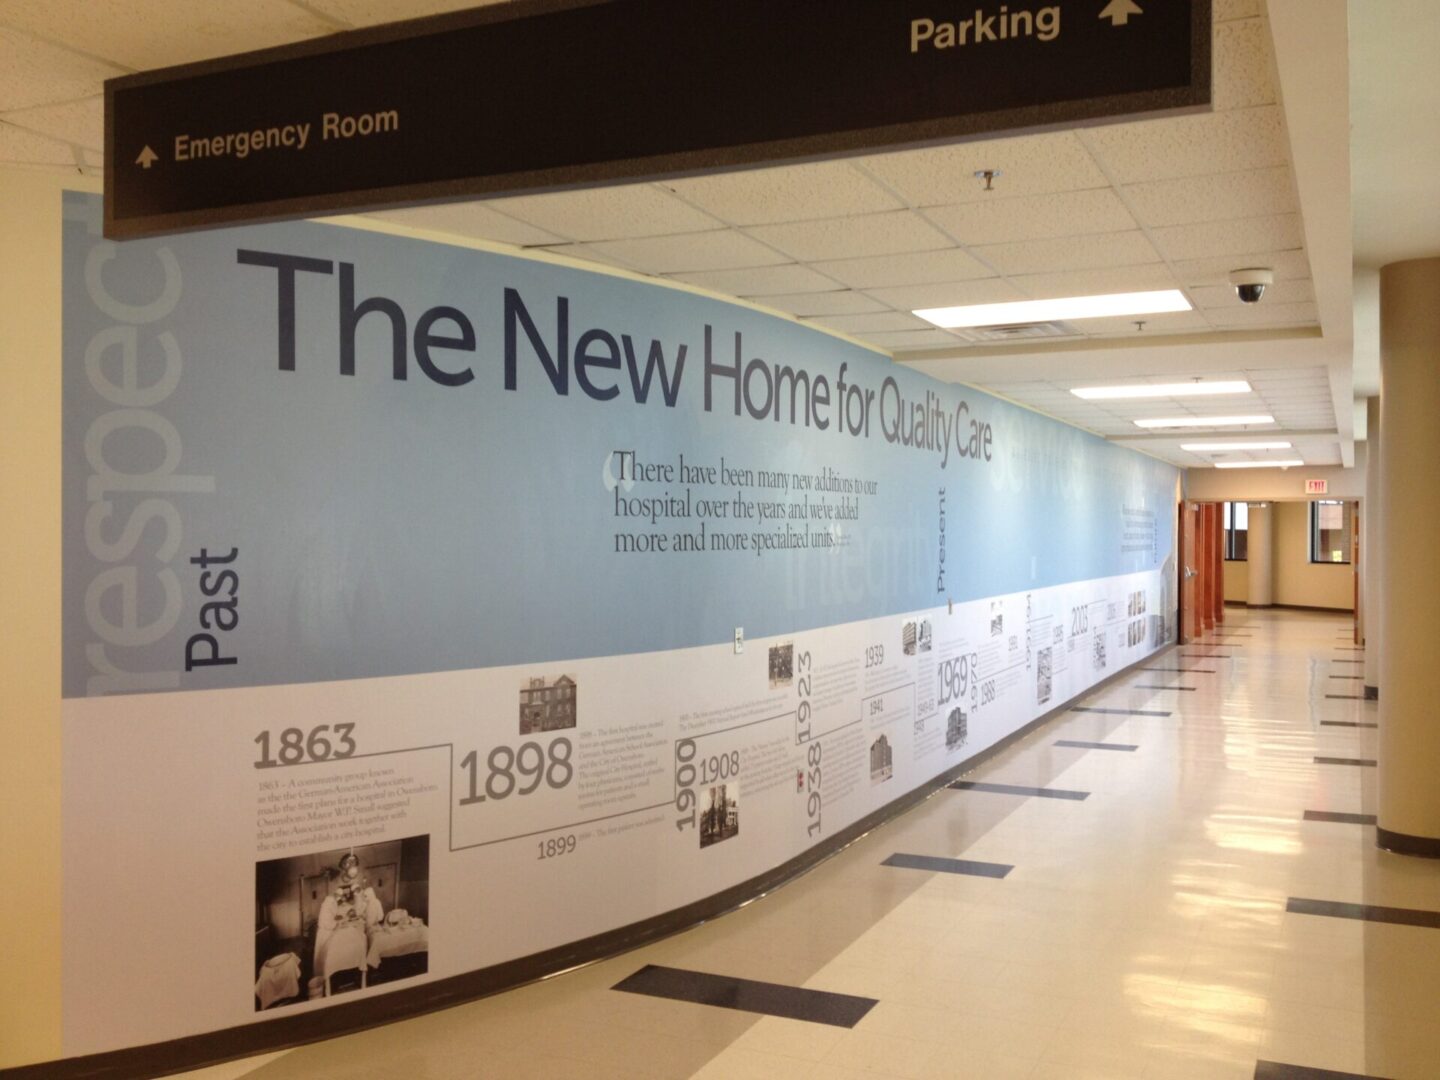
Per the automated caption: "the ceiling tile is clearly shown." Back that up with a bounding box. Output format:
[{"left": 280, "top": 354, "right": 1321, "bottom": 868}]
[
  {"left": 667, "top": 264, "right": 841, "bottom": 297},
  {"left": 1246, "top": 366, "right": 1328, "bottom": 385},
  {"left": 302, "top": 0, "right": 507, "bottom": 26},
  {"left": 530, "top": 244, "right": 640, "bottom": 272},
  {"left": 924, "top": 188, "right": 1136, "bottom": 246},
  {"left": 1213, "top": 17, "right": 1277, "bottom": 111},
  {"left": 1208, "top": 302, "right": 1320, "bottom": 328},
  {"left": 806, "top": 312, "right": 931, "bottom": 335},
  {"left": 812, "top": 248, "right": 997, "bottom": 289},
  {"left": 759, "top": 291, "right": 890, "bottom": 317},
  {"left": 0, "top": 27, "right": 125, "bottom": 111},
  {"left": 1172, "top": 249, "right": 1312, "bottom": 287},
  {"left": 585, "top": 231, "right": 790, "bottom": 274},
  {"left": 1150, "top": 213, "right": 1304, "bottom": 261},
  {"left": 366, "top": 202, "right": 565, "bottom": 247},
  {"left": 0, "top": 1, "right": 338, "bottom": 71},
  {"left": 1190, "top": 279, "right": 1315, "bottom": 309},
  {"left": 1072, "top": 311, "right": 1214, "bottom": 337},
  {"left": 1122, "top": 167, "right": 1296, "bottom": 228},
  {"left": 860, "top": 329, "right": 967, "bottom": 351},
  {"left": 0, "top": 93, "right": 102, "bottom": 150},
  {"left": 1009, "top": 264, "right": 1179, "bottom": 300},
  {"left": 488, "top": 184, "right": 721, "bottom": 242},
  {"left": 972, "top": 231, "right": 1161, "bottom": 275},
  {"left": 864, "top": 278, "right": 1026, "bottom": 311},
  {"left": 1082, "top": 106, "right": 1288, "bottom": 184},
  {"left": 663, "top": 162, "right": 901, "bottom": 225},
  {"left": 744, "top": 211, "right": 951, "bottom": 262},
  {"left": 859, "top": 132, "right": 1108, "bottom": 207},
  {"left": 0, "top": 120, "right": 74, "bottom": 166}
]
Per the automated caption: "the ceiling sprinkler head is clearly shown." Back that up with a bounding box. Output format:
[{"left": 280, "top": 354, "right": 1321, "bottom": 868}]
[{"left": 973, "top": 169, "right": 1001, "bottom": 191}]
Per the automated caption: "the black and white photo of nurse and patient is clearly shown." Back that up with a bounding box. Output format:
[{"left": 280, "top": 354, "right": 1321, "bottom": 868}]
[{"left": 254, "top": 835, "right": 430, "bottom": 1010}]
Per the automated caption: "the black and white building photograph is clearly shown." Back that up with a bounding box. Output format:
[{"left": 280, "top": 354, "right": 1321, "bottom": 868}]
[
  {"left": 1037, "top": 646, "right": 1053, "bottom": 705},
  {"left": 767, "top": 642, "right": 794, "bottom": 688},
  {"left": 519, "top": 674, "right": 578, "bottom": 734},
  {"left": 901, "top": 621, "right": 917, "bottom": 656},
  {"left": 254, "top": 836, "right": 431, "bottom": 1010},
  {"left": 917, "top": 619, "right": 932, "bottom": 653},
  {"left": 699, "top": 784, "right": 739, "bottom": 848},
  {"left": 869, "top": 733, "right": 893, "bottom": 784},
  {"left": 946, "top": 708, "right": 968, "bottom": 752}
]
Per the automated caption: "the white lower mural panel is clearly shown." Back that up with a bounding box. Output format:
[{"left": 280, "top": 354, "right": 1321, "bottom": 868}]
[{"left": 62, "top": 569, "right": 1166, "bottom": 1053}]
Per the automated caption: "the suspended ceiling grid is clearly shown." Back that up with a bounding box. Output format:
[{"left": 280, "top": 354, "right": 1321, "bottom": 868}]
[{"left": 0, "top": 0, "right": 1392, "bottom": 471}]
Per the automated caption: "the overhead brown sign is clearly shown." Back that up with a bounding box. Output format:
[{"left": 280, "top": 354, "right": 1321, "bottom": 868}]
[{"left": 105, "top": 0, "right": 1211, "bottom": 239}]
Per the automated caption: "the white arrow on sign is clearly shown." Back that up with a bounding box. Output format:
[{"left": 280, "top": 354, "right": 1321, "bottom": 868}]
[
  {"left": 1099, "top": 0, "right": 1144, "bottom": 26},
  {"left": 135, "top": 145, "right": 158, "bottom": 169}
]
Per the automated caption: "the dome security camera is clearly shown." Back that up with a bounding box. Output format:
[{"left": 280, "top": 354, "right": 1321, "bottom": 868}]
[{"left": 1228, "top": 267, "right": 1275, "bottom": 304}]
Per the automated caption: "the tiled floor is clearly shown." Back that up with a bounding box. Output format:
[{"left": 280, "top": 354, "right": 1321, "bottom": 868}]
[{"left": 188, "top": 610, "right": 1440, "bottom": 1080}]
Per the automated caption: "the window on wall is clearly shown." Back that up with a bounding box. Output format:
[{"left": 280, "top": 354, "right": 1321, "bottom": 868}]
[
  {"left": 1223, "top": 501, "right": 1249, "bottom": 561},
  {"left": 1310, "top": 500, "right": 1353, "bottom": 563}
]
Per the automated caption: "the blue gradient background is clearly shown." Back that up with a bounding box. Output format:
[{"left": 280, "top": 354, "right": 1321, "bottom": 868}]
[{"left": 62, "top": 193, "right": 1176, "bottom": 697}]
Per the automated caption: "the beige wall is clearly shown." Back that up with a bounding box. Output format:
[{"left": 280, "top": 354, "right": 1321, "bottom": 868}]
[
  {"left": 0, "top": 167, "right": 95, "bottom": 1067},
  {"left": 1184, "top": 449, "right": 1366, "bottom": 502},
  {"left": 1223, "top": 557, "right": 1250, "bottom": 602},
  {"left": 1217, "top": 500, "right": 1354, "bottom": 611},
  {"left": 1272, "top": 500, "right": 1355, "bottom": 610}
]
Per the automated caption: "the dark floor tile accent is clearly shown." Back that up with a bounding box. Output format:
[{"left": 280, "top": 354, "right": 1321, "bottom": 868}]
[
  {"left": 1070, "top": 706, "right": 1171, "bottom": 717},
  {"left": 1179, "top": 654, "right": 1231, "bottom": 659},
  {"left": 949, "top": 780, "right": 1090, "bottom": 800},
  {"left": 1364, "top": 685, "right": 1379, "bottom": 700},
  {"left": 1286, "top": 896, "right": 1440, "bottom": 931},
  {"left": 1332, "top": 659, "right": 1363, "bottom": 664},
  {"left": 1336, "top": 648, "right": 1364, "bottom": 652},
  {"left": 1314, "top": 756, "right": 1377, "bottom": 767},
  {"left": 1133, "top": 684, "right": 1196, "bottom": 690},
  {"left": 1143, "top": 667, "right": 1216, "bottom": 673},
  {"left": 1329, "top": 675, "right": 1363, "bottom": 679},
  {"left": 1304, "top": 811, "right": 1378, "bottom": 825},
  {"left": 1325, "top": 694, "right": 1364, "bottom": 700},
  {"left": 1254, "top": 1060, "right": 1391, "bottom": 1079},
  {"left": 612, "top": 964, "right": 878, "bottom": 1027},
  {"left": 881, "top": 852, "right": 1013, "bottom": 878},
  {"left": 1321, "top": 721, "right": 1378, "bottom": 728},
  {"left": 1055, "top": 739, "right": 1138, "bottom": 751}
]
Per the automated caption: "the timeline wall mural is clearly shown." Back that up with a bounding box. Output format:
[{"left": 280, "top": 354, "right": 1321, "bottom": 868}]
[{"left": 60, "top": 191, "right": 1176, "bottom": 1056}]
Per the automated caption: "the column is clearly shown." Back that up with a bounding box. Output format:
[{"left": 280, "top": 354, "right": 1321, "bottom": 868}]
[
  {"left": 1247, "top": 503, "right": 1274, "bottom": 606},
  {"left": 1363, "top": 398, "right": 1381, "bottom": 697},
  {"left": 1376, "top": 258, "right": 1440, "bottom": 856}
]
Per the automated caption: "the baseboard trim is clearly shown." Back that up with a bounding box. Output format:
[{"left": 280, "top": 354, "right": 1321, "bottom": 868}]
[
  {"left": 1225, "top": 601, "right": 1353, "bottom": 614},
  {"left": 1377, "top": 826, "right": 1440, "bottom": 859},
  {"left": 1, "top": 642, "right": 1180, "bottom": 1080}
]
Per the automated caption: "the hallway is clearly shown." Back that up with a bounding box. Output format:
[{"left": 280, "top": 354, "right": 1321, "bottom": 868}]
[{"left": 186, "top": 610, "right": 1439, "bottom": 1080}]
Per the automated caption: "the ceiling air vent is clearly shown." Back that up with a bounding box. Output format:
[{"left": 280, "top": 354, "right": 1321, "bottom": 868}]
[{"left": 948, "top": 320, "right": 1081, "bottom": 344}]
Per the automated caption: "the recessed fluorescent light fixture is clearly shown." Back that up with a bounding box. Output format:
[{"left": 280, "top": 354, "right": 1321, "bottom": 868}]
[
  {"left": 1134, "top": 415, "right": 1275, "bottom": 429},
  {"left": 1071, "top": 380, "right": 1251, "bottom": 400},
  {"left": 914, "top": 289, "right": 1190, "bottom": 329},
  {"left": 1213, "top": 460, "right": 1305, "bottom": 469},
  {"left": 1180, "top": 440, "right": 1293, "bottom": 451}
]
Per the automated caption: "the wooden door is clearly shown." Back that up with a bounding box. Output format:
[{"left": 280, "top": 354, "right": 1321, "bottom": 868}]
[
  {"left": 1212, "top": 501, "right": 1225, "bottom": 626},
  {"left": 1181, "top": 502, "right": 1200, "bottom": 643}
]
